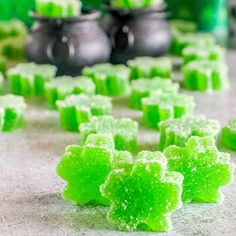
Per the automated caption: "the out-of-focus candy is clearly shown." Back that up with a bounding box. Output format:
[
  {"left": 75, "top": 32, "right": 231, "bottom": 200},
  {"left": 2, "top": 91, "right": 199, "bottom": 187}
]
[
  {"left": 101, "top": 150, "right": 183, "bottom": 232},
  {"left": 142, "top": 91, "right": 195, "bottom": 128},
  {"left": 35, "top": 0, "right": 82, "bottom": 18},
  {"left": 56, "top": 94, "right": 112, "bottom": 131},
  {"left": 79, "top": 115, "right": 139, "bottom": 153},
  {"left": 182, "top": 60, "right": 229, "bottom": 92},
  {"left": 57, "top": 134, "right": 132, "bottom": 205},
  {"left": 45, "top": 76, "right": 95, "bottom": 108},
  {"left": 128, "top": 57, "right": 172, "bottom": 80},
  {"left": 82, "top": 64, "right": 130, "bottom": 97},
  {"left": 129, "top": 78, "right": 179, "bottom": 109},
  {"left": 111, "top": 0, "right": 163, "bottom": 9},
  {"left": 164, "top": 136, "right": 235, "bottom": 203},
  {"left": 0, "top": 73, "right": 4, "bottom": 94},
  {"left": 0, "top": 94, "right": 27, "bottom": 131},
  {"left": 159, "top": 115, "right": 221, "bottom": 150},
  {"left": 7, "top": 63, "right": 57, "bottom": 97},
  {"left": 221, "top": 118, "right": 236, "bottom": 150}
]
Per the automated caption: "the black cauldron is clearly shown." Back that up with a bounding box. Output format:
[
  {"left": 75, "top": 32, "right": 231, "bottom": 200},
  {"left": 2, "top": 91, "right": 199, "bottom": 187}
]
[
  {"left": 104, "top": 4, "right": 171, "bottom": 64},
  {"left": 25, "top": 11, "right": 111, "bottom": 75}
]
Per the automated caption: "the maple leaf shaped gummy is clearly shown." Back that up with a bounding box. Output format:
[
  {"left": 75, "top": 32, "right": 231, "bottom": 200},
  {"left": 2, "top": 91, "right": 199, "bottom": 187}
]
[
  {"left": 57, "top": 133, "right": 132, "bottom": 206},
  {"left": 101, "top": 151, "right": 183, "bottom": 232},
  {"left": 164, "top": 136, "right": 235, "bottom": 203}
]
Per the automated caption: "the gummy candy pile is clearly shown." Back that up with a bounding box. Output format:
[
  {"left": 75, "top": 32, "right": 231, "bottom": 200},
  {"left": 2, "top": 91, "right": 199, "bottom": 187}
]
[{"left": 0, "top": 30, "right": 235, "bottom": 233}]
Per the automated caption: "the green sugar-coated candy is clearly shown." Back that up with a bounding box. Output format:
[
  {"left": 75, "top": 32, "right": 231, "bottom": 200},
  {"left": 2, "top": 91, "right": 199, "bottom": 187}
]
[
  {"left": 101, "top": 151, "right": 183, "bottom": 232},
  {"left": 221, "top": 118, "right": 236, "bottom": 150},
  {"left": 36, "top": 0, "right": 81, "bottom": 18},
  {"left": 0, "top": 73, "right": 4, "bottom": 94},
  {"left": 171, "top": 33, "right": 215, "bottom": 56},
  {"left": 7, "top": 63, "right": 57, "bottom": 97},
  {"left": 182, "top": 45, "right": 225, "bottom": 65},
  {"left": 0, "top": 94, "right": 27, "bottom": 131},
  {"left": 111, "top": 0, "right": 163, "bottom": 9},
  {"left": 45, "top": 76, "right": 95, "bottom": 109},
  {"left": 56, "top": 94, "right": 112, "bottom": 131},
  {"left": 142, "top": 91, "right": 195, "bottom": 129},
  {"left": 57, "top": 133, "right": 132, "bottom": 205},
  {"left": 80, "top": 115, "right": 139, "bottom": 153},
  {"left": 129, "top": 77, "right": 179, "bottom": 110},
  {"left": 82, "top": 64, "right": 130, "bottom": 97},
  {"left": 164, "top": 136, "right": 235, "bottom": 203},
  {"left": 127, "top": 57, "right": 172, "bottom": 80},
  {"left": 182, "top": 60, "right": 229, "bottom": 92},
  {"left": 159, "top": 115, "right": 221, "bottom": 150}
]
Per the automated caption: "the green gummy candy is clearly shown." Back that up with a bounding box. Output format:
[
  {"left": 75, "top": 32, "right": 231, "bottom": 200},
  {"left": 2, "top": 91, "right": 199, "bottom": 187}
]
[
  {"left": 128, "top": 57, "right": 172, "bottom": 80},
  {"left": 101, "top": 151, "right": 183, "bottom": 232},
  {"left": 171, "top": 33, "right": 215, "bottom": 56},
  {"left": 142, "top": 92, "right": 195, "bottom": 128},
  {"left": 111, "top": 0, "right": 163, "bottom": 9},
  {"left": 129, "top": 77, "right": 179, "bottom": 110},
  {"left": 57, "top": 133, "right": 133, "bottom": 206},
  {"left": 221, "top": 118, "right": 236, "bottom": 150},
  {"left": 82, "top": 64, "right": 130, "bottom": 97},
  {"left": 159, "top": 116, "right": 221, "bottom": 150},
  {"left": 164, "top": 136, "right": 235, "bottom": 203},
  {"left": 36, "top": 0, "right": 81, "bottom": 18},
  {"left": 56, "top": 94, "right": 112, "bottom": 131},
  {"left": 0, "top": 73, "right": 4, "bottom": 95},
  {"left": 45, "top": 76, "right": 95, "bottom": 108},
  {"left": 80, "top": 115, "right": 139, "bottom": 153},
  {"left": 182, "top": 45, "right": 225, "bottom": 64},
  {"left": 182, "top": 60, "right": 229, "bottom": 92},
  {"left": 7, "top": 63, "right": 57, "bottom": 97},
  {"left": 0, "top": 94, "right": 27, "bottom": 131},
  {"left": 0, "top": 55, "right": 7, "bottom": 73}
]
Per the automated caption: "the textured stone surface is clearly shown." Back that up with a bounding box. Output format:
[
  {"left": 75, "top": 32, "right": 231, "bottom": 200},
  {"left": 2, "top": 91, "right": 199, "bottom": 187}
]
[{"left": 0, "top": 51, "right": 236, "bottom": 235}]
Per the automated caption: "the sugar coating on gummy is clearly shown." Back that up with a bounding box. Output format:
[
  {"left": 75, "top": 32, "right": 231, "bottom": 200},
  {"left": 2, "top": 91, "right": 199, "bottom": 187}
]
[
  {"left": 171, "top": 33, "right": 215, "bottom": 56},
  {"left": 0, "top": 94, "right": 27, "bottom": 131},
  {"left": 142, "top": 91, "right": 195, "bottom": 128},
  {"left": 129, "top": 78, "right": 179, "bottom": 109},
  {"left": 82, "top": 64, "right": 130, "bottom": 96},
  {"left": 182, "top": 45, "right": 225, "bottom": 64},
  {"left": 164, "top": 136, "right": 235, "bottom": 203},
  {"left": 111, "top": 0, "right": 163, "bottom": 8},
  {"left": 56, "top": 94, "right": 112, "bottom": 131},
  {"left": 182, "top": 60, "right": 229, "bottom": 92},
  {"left": 7, "top": 63, "right": 57, "bottom": 97},
  {"left": 101, "top": 151, "right": 183, "bottom": 232},
  {"left": 159, "top": 116, "right": 221, "bottom": 150},
  {"left": 45, "top": 76, "right": 95, "bottom": 108},
  {"left": 80, "top": 115, "right": 139, "bottom": 153},
  {"left": 221, "top": 118, "right": 236, "bottom": 150},
  {"left": 127, "top": 57, "right": 172, "bottom": 80},
  {"left": 57, "top": 134, "right": 133, "bottom": 206},
  {"left": 36, "top": 0, "right": 82, "bottom": 18}
]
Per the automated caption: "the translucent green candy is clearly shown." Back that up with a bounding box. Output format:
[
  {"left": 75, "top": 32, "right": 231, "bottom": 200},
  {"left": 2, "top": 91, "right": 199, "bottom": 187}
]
[
  {"left": 101, "top": 151, "right": 183, "bottom": 232},
  {"left": 56, "top": 94, "right": 112, "bottom": 131},
  {"left": 171, "top": 33, "right": 215, "bottom": 56},
  {"left": 164, "top": 136, "right": 235, "bottom": 203},
  {"left": 221, "top": 118, "right": 236, "bottom": 150},
  {"left": 159, "top": 116, "right": 221, "bottom": 150},
  {"left": 0, "top": 73, "right": 3, "bottom": 94},
  {"left": 82, "top": 64, "right": 130, "bottom": 97},
  {"left": 129, "top": 78, "right": 179, "bottom": 110},
  {"left": 0, "top": 94, "right": 27, "bottom": 131},
  {"left": 36, "top": 0, "right": 81, "bottom": 18},
  {"left": 111, "top": 0, "right": 163, "bottom": 9},
  {"left": 57, "top": 134, "right": 132, "bottom": 206},
  {"left": 127, "top": 57, "right": 172, "bottom": 80},
  {"left": 45, "top": 76, "right": 95, "bottom": 108},
  {"left": 182, "top": 45, "right": 225, "bottom": 64},
  {"left": 7, "top": 63, "right": 57, "bottom": 97},
  {"left": 142, "top": 92, "right": 195, "bottom": 128},
  {"left": 182, "top": 60, "right": 229, "bottom": 92},
  {"left": 80, "top": 115, "right": 139, "bottom": 153}
]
